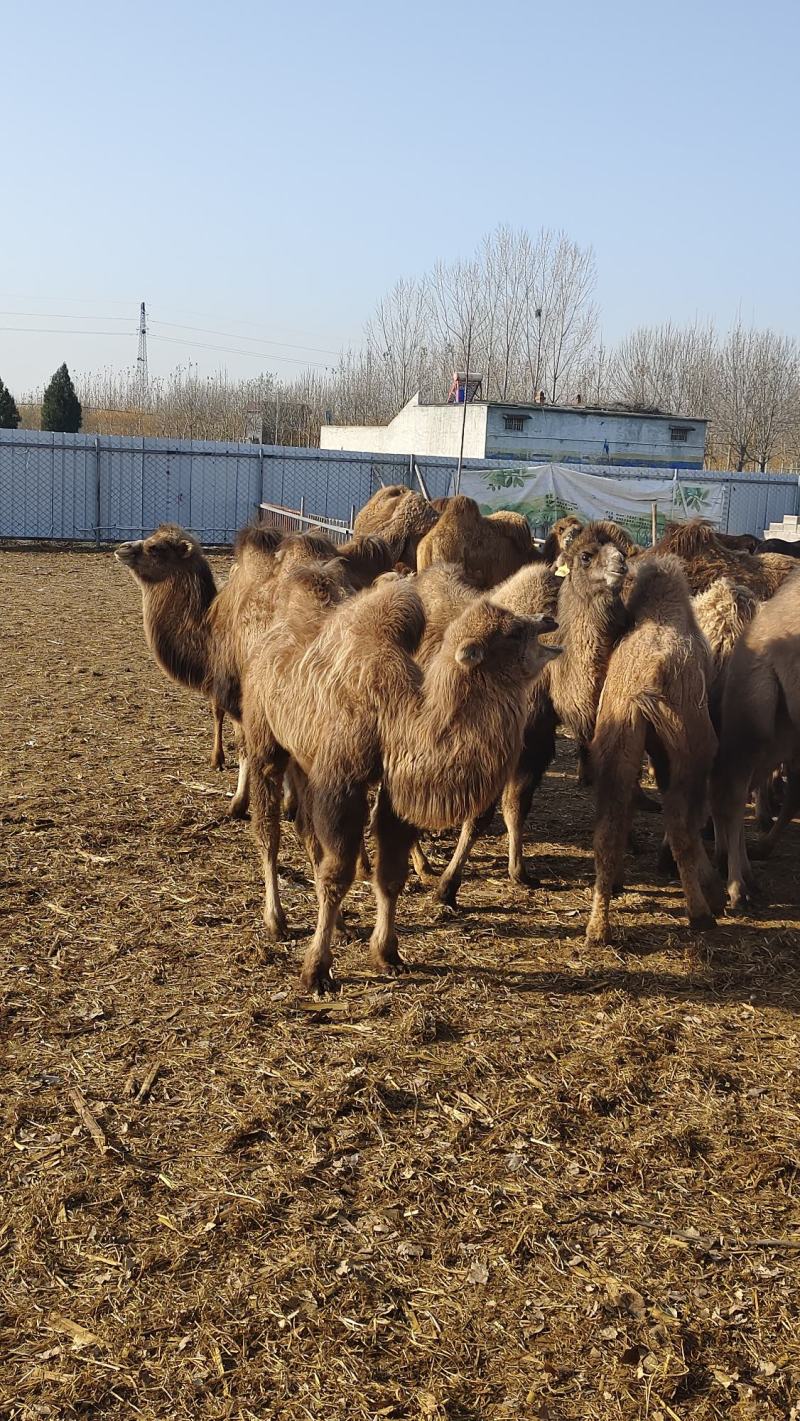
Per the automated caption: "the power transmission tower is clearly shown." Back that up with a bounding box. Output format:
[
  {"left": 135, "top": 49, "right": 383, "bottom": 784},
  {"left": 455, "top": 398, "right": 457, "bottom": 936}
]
[{"left": 136, "top": 301, "right": 148, "bottom": 390}]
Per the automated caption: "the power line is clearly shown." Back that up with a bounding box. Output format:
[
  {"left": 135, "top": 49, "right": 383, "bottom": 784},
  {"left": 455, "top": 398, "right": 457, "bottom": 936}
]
[
  {"left": 0, "top": 325, "right": 336, "bottom": 369},
  {"left": 149, "top": 318, "right": 340, "bottom": 356},
  {"left": 151, "top": 331, "right": 335, "bottom": 366}
]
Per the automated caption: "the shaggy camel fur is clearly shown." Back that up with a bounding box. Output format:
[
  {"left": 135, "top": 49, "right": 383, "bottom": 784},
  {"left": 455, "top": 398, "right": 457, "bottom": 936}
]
[
  {"left": 541, "top": 515, "right": 584, "bottom": 564},
  {"left": 116, "top": 523, "right": 364, "bottom": 819},
  {"left": 431, "top": 530, "right": 631, "bottom": 904},
  {"left": 241, "top": 572, "right": 560, "bottom": 991},
  {"left": 585, "top": 554, "right": 722, "bottom": 945},
  {"left": 352, "top": 486, "right": 439, "bottom": 567},
  {"left": 711, "top": 569, "right": 800, "bottom": 907},
  {"left": 691, "top": 577, "right": 760, "bottom": 725},
  {"left": 652, "top": 519, "right": 796, "bottom": 598},
  {"left": 717, "top": 531, "right": 763, "bottom": 553},
  {"left": 415, "top": 494, "right": 538, "bottom": 589}
]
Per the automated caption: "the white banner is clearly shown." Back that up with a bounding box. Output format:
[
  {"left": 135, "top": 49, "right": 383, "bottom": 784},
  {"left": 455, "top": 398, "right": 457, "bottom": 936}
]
[{"left": 459, "top": 462, "right": 725, "bottom": 546}]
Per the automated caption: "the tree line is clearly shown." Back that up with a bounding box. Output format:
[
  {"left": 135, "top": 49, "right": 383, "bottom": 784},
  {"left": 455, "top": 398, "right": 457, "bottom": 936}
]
[{"left": 7, "top": 226, "right": 800, "bottom": 469}]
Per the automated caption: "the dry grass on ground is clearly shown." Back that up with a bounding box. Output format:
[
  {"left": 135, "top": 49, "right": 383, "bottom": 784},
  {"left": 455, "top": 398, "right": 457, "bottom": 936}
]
[{"left": 2, "top": 547, "right": 800, "bottom": 1421}]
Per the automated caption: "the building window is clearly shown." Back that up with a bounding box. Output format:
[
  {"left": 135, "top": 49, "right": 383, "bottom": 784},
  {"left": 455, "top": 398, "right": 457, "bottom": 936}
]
[
  {"left": 670, "top": 426, "right": 689, "bottom": 443},
  {"left": 504, "top": 415, "right": 524, "bottom": 432}
]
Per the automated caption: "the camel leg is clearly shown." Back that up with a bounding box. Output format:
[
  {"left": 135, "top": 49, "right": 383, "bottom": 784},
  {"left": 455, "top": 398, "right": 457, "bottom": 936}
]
[
  {"left": 369, "top": 785, "right": 416, "bottom": 973},
  {"left": 585, "top": 721, "right": 644, "bottom": 946},
  {"left": 503, "top": 776, "right": 539, "bottom": 887},
  {"left": 435, "top": 802, "right": 495, "bottom": 907},
  {"left": 229, "top": 753, "right": 251, "bottom": 818},
  {"left": 210, "top": 702, "right": 225, "bottom": 770},
  {"left": 250, "top": 753, "right": 289, "bottom": 940},
  {"left": 301, "top": 784, "right": 366, "bottom": 994},
  {"left": 410, "top": 838, "right": 439, "bottom": 887},
  {"left": 504, "top": 708, "right": 557, "bottom": 887},
  {"left": 752, "top": 768, "right": 800, "bottom": 859},
  {"left": 712, "top": 759, "right": 757, "bottom": 910},
  {"left": 660, "top": 729, "right": 720, "bottom": 927}
]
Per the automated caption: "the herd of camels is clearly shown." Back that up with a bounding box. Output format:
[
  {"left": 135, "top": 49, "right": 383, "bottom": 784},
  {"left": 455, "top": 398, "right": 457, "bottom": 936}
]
[{"left": 115, "top": 486, "right": 800, "bottom": 994}]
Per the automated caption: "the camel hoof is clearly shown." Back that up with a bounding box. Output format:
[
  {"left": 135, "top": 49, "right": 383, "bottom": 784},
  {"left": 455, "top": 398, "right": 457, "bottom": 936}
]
[
  {"left": 688, "top": 913, "right": 717, "bottom": 932},
  {"left": 434, "top": 882, "right": 459, "bottom": 908},
  {"left": 584, "top": 929, "right": 608, "bottom": 947},
  {"left": 373, "top": 954, "right": 408, "bottom": 976},
  {"left": 611, "top": 881, "right": 624, "bottom": 897},
  {"left": 263, "top": 912, "right": 289, "bottom": 941},
  {"left": 509, "top": 865, "right": 540, "bottom": 889},
  {"left": 211, "top": 754, "right": 225, "bottom": 771},
  {"left": 300, "top": 970, "right": 338, "bottom": 997},
  {"left": 634, "top": 788, "right": 661, "bottom": 814},
  {"left": 228, "top": 799, "right": 250, "bottom": 821}
]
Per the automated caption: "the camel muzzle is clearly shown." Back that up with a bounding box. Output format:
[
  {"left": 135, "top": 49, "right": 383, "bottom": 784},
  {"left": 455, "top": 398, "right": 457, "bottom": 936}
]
[{"left": 114, "top": 540, "right": 143, "bottom": 566}]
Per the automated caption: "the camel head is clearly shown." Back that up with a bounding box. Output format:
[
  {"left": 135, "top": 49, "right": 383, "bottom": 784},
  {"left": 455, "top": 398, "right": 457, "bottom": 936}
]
[
  {"left": 446, "top": 599, "right": 561, "bottom": 681},
  {"left": 114, "top": 525, "right": 203, "bottom": 584},
  {"left": 553, "top": 515, "right": 584, "bottom": 551},
  {"left": 557, "top": 527, "right": 628, "bottom": 594}
]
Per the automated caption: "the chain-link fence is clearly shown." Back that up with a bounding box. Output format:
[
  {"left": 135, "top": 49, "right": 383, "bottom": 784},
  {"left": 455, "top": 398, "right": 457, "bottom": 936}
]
[{"left": 1, "top": 428, "right": 798, "bottom": 544}]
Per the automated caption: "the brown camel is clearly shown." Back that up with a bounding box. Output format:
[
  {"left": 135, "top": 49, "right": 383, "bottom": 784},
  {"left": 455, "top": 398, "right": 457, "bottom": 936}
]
[
  {"left": 652, "top": 519, "right": 796, "bottom": 598},
  {"left": 541, "top": 515, "right": 584, "bottom": 563},
  {"left": 428, "top": 528, "right": 631, "bottom": 904},
  {"left": 353, "top": 486, "right": 439, "bottom": 567},
  {"left": 415, "top": 494, "right": 539, "bottom": 588},
  {"left": 116, "top": 522, "right": 373, "bottom": 819},
  {"left": 241, "top": 572, "right": 561, "bottom": 992},
  {"left": 585, "top": 554, "right": 722, "bottom": 945},
  {"left": 711, "top": 569, "right": 800, "bottom": 908}
]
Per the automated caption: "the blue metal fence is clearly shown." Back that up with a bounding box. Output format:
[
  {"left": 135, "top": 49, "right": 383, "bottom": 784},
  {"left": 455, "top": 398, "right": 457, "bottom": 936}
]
[{"left": 0, "top": 428, "right": 797, "bottom": 544}]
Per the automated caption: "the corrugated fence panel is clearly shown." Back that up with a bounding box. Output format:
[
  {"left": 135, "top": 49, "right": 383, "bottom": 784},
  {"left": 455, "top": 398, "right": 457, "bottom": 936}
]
[{"left": 1, "top": 428, "right": 798, "bottom": 544}]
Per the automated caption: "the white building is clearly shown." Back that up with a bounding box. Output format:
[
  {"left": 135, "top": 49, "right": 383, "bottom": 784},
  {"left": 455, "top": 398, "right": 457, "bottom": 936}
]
[{"left": 320, "top": 391, "right": 708, "bottom": 471}]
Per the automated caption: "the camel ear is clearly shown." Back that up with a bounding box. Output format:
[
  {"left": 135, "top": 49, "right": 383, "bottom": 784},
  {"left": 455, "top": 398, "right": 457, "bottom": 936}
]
[
  {"left": 455, "top": 640, "right": 485, "bottom": 667},
  {"left": 178, "top": 539, "right": 194, "bottom": 558}
]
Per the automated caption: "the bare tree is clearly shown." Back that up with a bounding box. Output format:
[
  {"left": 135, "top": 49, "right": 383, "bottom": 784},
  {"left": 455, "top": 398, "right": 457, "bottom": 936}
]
[{"left": 364, "top": 278, "right": 428, "bottom": 410}]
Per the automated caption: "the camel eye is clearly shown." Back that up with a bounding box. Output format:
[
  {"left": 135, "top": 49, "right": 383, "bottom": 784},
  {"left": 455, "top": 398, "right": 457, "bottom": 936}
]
[{"left": 580, "top": 551, "right": 591, "bottom": 565}]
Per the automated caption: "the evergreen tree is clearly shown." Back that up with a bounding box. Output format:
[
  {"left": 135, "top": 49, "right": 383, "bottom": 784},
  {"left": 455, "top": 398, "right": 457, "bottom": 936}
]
[
  {"left": 0, "top": 376, "right": 20, "bottom": 429},
  {"left": 41, "top": 363, "right": 82, "bottom": 432}
]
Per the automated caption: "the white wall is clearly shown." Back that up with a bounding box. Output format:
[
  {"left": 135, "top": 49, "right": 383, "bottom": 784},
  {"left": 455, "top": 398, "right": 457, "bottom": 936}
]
[{"left": 320, "top": 393, "right": 487, "bottom": 458}]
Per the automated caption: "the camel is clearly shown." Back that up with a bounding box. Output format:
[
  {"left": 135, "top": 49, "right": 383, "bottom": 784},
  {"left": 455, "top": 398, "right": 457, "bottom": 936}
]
[
  {"left": 711, "top": 569, "right": 800, "bottom": 908},
  {"left": 415, "top": 494, "right": 539, "bottom": 589},
  {"left": 652, "top": 519, "right": 796, "bottom": 598},
  {"left": 240, "top": 571, "right": 561, "bottom": 992},
  {"left": 430, "top": 529, "right": 631, "bottom": 904},
  {"left": 760, "top": 537, "right": 800, "bottom": 557},
  {"left": 585, "top": 554, "right": 722, "bottom": 945},
  {"left": 352, "top": 486, "right": 439, "bottom": 567},
  {"left": 116, "top": 522, "right": 384, "bottom": 820},
  {"left": 541, "top": 515, "right": 584, "bottom": 564}
]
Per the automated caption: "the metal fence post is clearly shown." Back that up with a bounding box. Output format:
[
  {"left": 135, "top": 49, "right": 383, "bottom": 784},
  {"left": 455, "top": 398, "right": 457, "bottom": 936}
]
[{"left": 95, "top": 437, "right": 101, "bottom": 544}]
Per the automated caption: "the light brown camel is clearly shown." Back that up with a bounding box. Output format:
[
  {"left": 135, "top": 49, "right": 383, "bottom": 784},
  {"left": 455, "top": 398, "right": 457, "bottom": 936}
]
[
  {"left": 711, "top": 569, "right": 800, "bottom": 907},
  {"left": 353, "top": 486, "right": 439, "bottom": 567},
  {"left": 423, "top": 528, "right": 631, "bottom": 904},
  {"left": 415, "top": 494, "right": 539, "bottom": 588},
  {"left": 116, "top": 522, "right": 368, "bottom": 819},
  {"left": 585, "top": 554, "right": 722, "bottom": 945},
  {"left": 241, "top": 572, "right": 560, "bottom": 992}
]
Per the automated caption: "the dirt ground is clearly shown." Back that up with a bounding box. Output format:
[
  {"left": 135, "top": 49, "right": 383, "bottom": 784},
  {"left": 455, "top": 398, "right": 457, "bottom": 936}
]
[{"left": 2, "top": 546, "right": 800, "bottom": 1421}]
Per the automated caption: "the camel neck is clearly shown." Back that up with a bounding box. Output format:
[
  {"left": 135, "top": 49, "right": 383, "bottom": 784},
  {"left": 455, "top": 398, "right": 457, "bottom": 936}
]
[{"left": 143, "top": 560, "right": 217, "bottom": 693}]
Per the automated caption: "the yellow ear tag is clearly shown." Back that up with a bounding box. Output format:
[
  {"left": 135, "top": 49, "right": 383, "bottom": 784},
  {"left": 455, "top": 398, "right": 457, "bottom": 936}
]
[{"left": 555, "top": 563, "right": 570, "bottom": 578}]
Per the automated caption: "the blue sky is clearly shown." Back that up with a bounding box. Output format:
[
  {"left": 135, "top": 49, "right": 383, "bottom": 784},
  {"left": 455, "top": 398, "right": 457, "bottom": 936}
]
[{"left": 2, "top": 0, "right": 798, "bottom": 392}]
